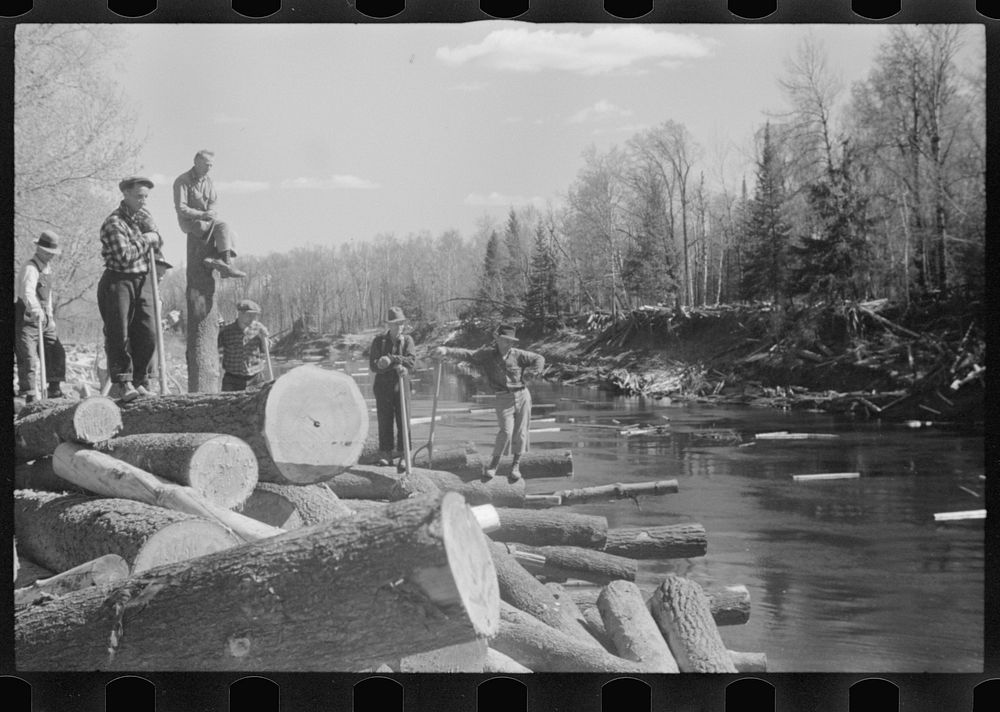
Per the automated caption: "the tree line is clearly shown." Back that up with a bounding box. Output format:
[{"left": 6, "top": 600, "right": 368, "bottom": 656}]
[{"left": 15, "top": 25, "right": 983, "bottom": 345}]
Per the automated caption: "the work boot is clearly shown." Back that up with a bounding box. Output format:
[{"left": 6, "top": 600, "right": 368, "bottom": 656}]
[
  {"left": 508, "top": 458, "right": 523, "bottom": 483},
  {"left": 22, "top": 392, "right": 36, "bottom": 404},
  {"left": 46, "top": 383, "right": 63, "bottom": 399},
  {"left": 484, "top": 457, "right": 500, "bottom": 481},
  {"left": 135, "top": 384, "right": 154, "bottom": 397},
  {"left": 116, "top": 382, "right": 140, "bottom": 403},
  {"left": 203, "top": 256, "right": 240, "bottom": 279},
  {"left": 377, "top": 451, "right": 392, "bottom": 467}
]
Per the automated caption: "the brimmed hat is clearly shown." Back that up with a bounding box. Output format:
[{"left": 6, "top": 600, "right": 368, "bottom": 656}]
[
  {"left": 34, "top": 231, "right": 62, "bottom": 255},
  {"left": 385, "top": 306, "right": 407, "bottom": 323},
  {"left": 119, "top": 175, "right": 154, "bottom": 192},
  {"left": 154, "top": 251, "right": 173, "bottom": 270},
  {"left": 237, "top": 299, "right": 261, "bottom": 313},
  {"left": 495, "top": 324, "right": 519, "bottom": 341}
]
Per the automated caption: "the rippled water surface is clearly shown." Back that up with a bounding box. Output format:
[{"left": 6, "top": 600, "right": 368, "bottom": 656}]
[{"left": 298, "top": 359, "right": 985, "bottom": 672}]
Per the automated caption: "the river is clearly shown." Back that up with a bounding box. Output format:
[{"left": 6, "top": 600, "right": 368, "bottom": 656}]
[{"left": 302, "top": 359, "right": 985, "bottom": 673}]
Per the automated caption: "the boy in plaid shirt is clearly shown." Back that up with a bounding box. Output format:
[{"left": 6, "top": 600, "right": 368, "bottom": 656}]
[{"left": 218, "top": 300, "right": 271, "bottom": 391}]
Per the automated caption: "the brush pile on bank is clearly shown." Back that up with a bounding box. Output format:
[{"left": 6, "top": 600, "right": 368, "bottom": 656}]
[{"left": 13, "top": 366, "right": 761, "bottom": 673}]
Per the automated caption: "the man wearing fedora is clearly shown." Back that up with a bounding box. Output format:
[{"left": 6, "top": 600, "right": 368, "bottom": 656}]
[
  {"left": 174, "top": 149, "right": 246, "bottom": 279},
  {"left": 15, "top": 231, "right": 67, "bottom": 402},
  {"left": 369, "top": 306, "right": 416, "bottom": 467},
  {"left": 98, "top": 175, "right": 164, "bottom": 402},
  {"left": 218, "top": 299, "right": 271, "bottom": 391},
  {"left": 434, "top": 324, "right": 544, "bottom": 482}
]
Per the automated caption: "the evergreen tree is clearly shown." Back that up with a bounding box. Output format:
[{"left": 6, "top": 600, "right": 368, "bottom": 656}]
[
  {"left": 741, "top": 123, "right": 792, "bottom": 302},
  {"left": 472, "top": 230, "right": 504, "bottom": 321},
  {"left": 525, "top": 223, "right": 560, "bottom": 330},
  {"left": 501, "top": 209, "right": 526, "bottom": 317}
]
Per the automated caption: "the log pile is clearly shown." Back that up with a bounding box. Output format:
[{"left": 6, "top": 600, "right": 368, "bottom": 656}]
[{"left": 12, "top": 366, "right": 762, "bottom": 672}]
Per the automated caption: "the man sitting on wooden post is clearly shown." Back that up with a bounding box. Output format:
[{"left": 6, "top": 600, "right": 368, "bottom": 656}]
[
  {"left": 434, "top": 325, "right": 545, "bottom": 482},
  {"left": 15, "top": 231, "right": 67, "bottom": 402},
  {"left": 369, "top": 306, "right": 416, "bottom": 470},
  {"left": 173, "top": 149, "right": 246, "bottom": 279},
  {"left": 218, "top": 299, "right": 271, "bottom": 391}
]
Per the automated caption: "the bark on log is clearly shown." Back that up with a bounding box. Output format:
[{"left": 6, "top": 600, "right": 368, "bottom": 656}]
[
  {"left": 15, "top": 396, "right": 122, "bottom": 462},
  {"left": 548, "top": 479, "right": 679, "bottom": 505},
  {"left": 325, "top": 465, "right": 441, "bottom": 501},
  {"left": 419, "top": 469, "right": 528, "bottom": 507},
  {"left": 505, "top": 543, "right": 637, "bottom": 584},
  {"left": 489, "top": 542, "right": 599, "bottom": 647},
  {"left": 52, "top": 442, "right": 284, "bottom": 543},
  {"left": 491, "top": 602, "right": 647, "bottom": 673},
  {"left": 185, "top": 232, "right": 220, "bottom": 393},
  {"left": 490, "top": 508, "right": 608, "bottom": 548},
  {"left": 647, "top": 575, "right": 736, "bottom": 672},
  {"left": 237, "top": 482, "right": 356, "bottom": 529},
  {"left": 115, "top": 365, "right": 369, "bottom": 485},
  {"left": 448, "top": 451, "right": 574, "bottom": 481},
  {"left": 395, "top": 639, "right": 488, "bottom": 672},
  {"left": 602, "top": 523, "right": 707, "bottom": 559},
  {"left": 15, "top": 492, "right": 500, "bottom": 671},
  {"left": 729, "top": 651, "right": 767, "bottom": 672},
  {"left": 568, "top": 583, "right": 751, "bottom": 627},
  {"left": 597, "top": 580, "right": 679, "bottom": 672},
  {"left": 484, "top": 647, "right": 533, "bottom": 673},
  {"left": 100, "top": 433, "right": 258, "bottom": 509},
  {"left": 545, "top": 581, "right": 615, "bottom": 652},
  {"left": 14, "top": 489, "right": 241, "bottom": 574},
  {"left": 15, "top": 554, "right": 130, "bottom": 608}
]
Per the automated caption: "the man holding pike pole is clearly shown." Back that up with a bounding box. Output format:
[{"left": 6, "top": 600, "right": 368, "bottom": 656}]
[
  {"left": 15, "top": 231, "right": 67, "bottom": 402},
  {"left": 433, "top": 324, "right": 544, "bottom": 482},
  {"left": 369, "top": 306, "right": 416, "bottom": 471}
]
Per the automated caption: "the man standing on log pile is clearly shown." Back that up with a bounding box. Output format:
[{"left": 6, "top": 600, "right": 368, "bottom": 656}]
[
  {"left": 98, "top": 176, "right": 164, "bottom": 402},
  {"left": 173, "top": 149, "right": 246, "bottom": 280},
  {"left": 218, "top": 300, "right": 271, "bottom": 391},
  {"left": 15, "top": 231, "right": 67, "bottom": 402},
  {"left": 369, "top": 306, "right": 416, "bottom": 470},
  {"left": 434, "top": 325, "right": 545, "bottom": 482}
]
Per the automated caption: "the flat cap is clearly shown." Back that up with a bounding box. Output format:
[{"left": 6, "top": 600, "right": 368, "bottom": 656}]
[
  {"left": 237, "top": 299, "right": 261, "bottom": 313},
  {"left": 119, "top": 175, "right": 154, "bottom": 192}
]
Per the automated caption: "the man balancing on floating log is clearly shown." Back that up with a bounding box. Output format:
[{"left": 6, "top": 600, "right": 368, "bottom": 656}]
[{"left": 434, "top": 324, "right": 545, "bottom": 483}]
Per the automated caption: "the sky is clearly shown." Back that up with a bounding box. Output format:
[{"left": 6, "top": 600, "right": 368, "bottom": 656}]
[{"left": 105, "top": 22, "right": 981, "bottom": 261}]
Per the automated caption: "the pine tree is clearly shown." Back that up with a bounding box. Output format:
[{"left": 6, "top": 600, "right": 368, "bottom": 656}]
[
  {"left": 525, "top": 223, "right": 560, "bottom": 331},
  {"left": 501, "top": 209, "right": 526, "bottom": 317},
  {"left": 472, "top": 230, "right": 504, "bottom": 321},
  {"left": 741, "top": 123, "right": 792, "bottom": 302}
]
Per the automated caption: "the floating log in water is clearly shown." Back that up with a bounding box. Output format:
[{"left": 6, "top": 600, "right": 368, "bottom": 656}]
[
  {"left": 488, "top": 542, "right": 599, "bottom": 647},
  {"left": 647, "top": 575, "right": 736, "bottom": 673},
  {"left": 14, "top": 489, "right": 241, "bottom": 574},
  {"left": 491, "top": 602, "right": 646, "bottom": 673},
  {"left": 490, "top": 508, "right": 608, "bottom": 548},
  {"left": 545, "top": 480, "right": 679, "bottom": 505},
  {"left": 598, "top": 580, "right": 679, "bottom": 672},
  {"left": 114, "top": 365, "right": 369, "bottom": 485},
  {"left": 792, "top": 472, "right": 860, "bottom": 482},
  {"left": 503, "top": 543, "right": 637, "bottom": 585},
  {"left": 756, "top": 431, "right": 840, "bottom": 440},
  {"left": 15, "top": 396, "right": 122, "bottom": 463},
  {"left": 419, "top": 468, "right": 528, "bottom": 507},
  {"left": 100, "top": 433, "right": 258, "bottom": 509},
  {"left": 15, "top": 492, "right": 500, "bottom": 671},
  {"left": 452, "top": 451, "right": 574, "bottom": 480},
  {"left": 14, "top": 554, "right": 130, "bottom": 608},
  {"left": 933, "top": 509, "right": 986, "bottom": 522},
  {"left": 602, "top": 523, "right": 707, "bottom": 559},
  {"left": 237, "top": 482, "right": 355, "bottom": 529},
  {"left": 52, "top": 443, "right": 283, "bottom": 543}
]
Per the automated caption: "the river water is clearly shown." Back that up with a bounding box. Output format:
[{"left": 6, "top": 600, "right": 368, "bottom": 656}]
[{"left": 303, "top": 359, "right": 984, "bottom": 673}]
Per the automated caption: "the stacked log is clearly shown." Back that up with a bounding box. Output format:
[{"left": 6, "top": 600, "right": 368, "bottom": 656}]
[
  {"left": 15, "top": 396, "right": 122, "bottom": 462},
  {"left": 237, "top": 482, "right": 355, "bottom": 529}
]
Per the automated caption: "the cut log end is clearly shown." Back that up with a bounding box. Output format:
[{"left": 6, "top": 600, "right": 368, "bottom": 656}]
[
  {"left": 438, "top": 492, "right": 500, "bottom": 639},
  {"left": 70, "top": 397, "right": 124, "bottom": 444},
  {"left": 263, "top": 365, "right": 370, "bottom": 484},
  {"left": 131, "top": 518, "right": 242, "bottom": 573},
  {"left": 179, "top": 435, "right": 259, "bottom": 508}
]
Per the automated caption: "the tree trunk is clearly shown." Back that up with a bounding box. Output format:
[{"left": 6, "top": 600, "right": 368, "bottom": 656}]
[
  {"left": 568, "top": 583, "right": 751, "bottom": 627},
  {"left": 395, "top": 639, "right": 488, "bottom": 673},
  {"left": 504, "top": 543, "right": 637, "bottom": 584},
  {"left": 185, "top": 233, "right": 220, "bottom": 392},
  {"left": 237, "top": 482, "right": 355, "bottom": 529},
  {"left": 114, "top": 365, "right": 369, "bottom": 485},
  {"left": 484, "top": 647, "right": 533, "bottom": 673},
  {"left": 491, "top": 602, "right": 646, "bottom": 673},
  {"left": 14, "top": 489, "right": 241, "bottom": 574},
  {"left": 14, "top": 554, "right": 130, "bottom": 608},
  {"left": 544, "top": 581, "right": 614, "bottom": 651},
  {"left": 15, "top": 493, "right": 500, "bottom": 671},
  {"left": 647, "top": 575, "right": 736, "bottom": 672},
  {"left": 547, "top": 479, "right": 679, "bottom": 505},
  {"left": 14, "top": 396, "right": 122, "bottom": 462},
  {"left": 52, "top": 442, "right": 284, "bottom": 543},
  {"left": 325, "top": 465, "right": 441, "bottom": 501},
  {"left": 101, "top": 433, "right": 258, "bottom": 509},
  {"left": 419, "top": 468, "right": 528, "bottom": 507},
  {"left": 402, "top": 448, "right": 573, "bottom": 480},
  {"left": 598, "top": 580, "right": 679, "bottom": 672},
  {"left": 602, "top": 523, "right": 707, "bottom": 559},
  {"left": 489, "top": 542, "right": 599, "bottom": 647},
  {"left": 490, "top": 508, "right": 607, "bottom": 548}
]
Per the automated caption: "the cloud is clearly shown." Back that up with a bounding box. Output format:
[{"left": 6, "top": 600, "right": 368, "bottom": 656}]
[
  {"left": 465, "top": 191, "right": 545, "bottom": 208},
  {"left": 280, "top": 175, "right": 380, "bottom": 190},
  {"left": 217, "top": 180, "right": 270, "bottom": 194},
  {"left": 437, "top": 26, "right": 714, "bottom": 75},
  {"left": 568, "top": 100, "right": 633, "bottom": 124}
]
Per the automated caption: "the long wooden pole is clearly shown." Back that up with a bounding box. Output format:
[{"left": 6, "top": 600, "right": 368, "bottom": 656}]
[
  {"left": 398, "top": 368, "right": 413, "bottom": 475},
  {"left": 263, "top": 331, "right": 275, "bottom": 381},
  {"left": 412, "top": 360, "right": 443, "bottom": 467},
  {"left": 148, "top": 250, "right": 168, "bottom": 395},
  {"left": 37, "top": 314, "right": 47, "bottom": 400}
]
